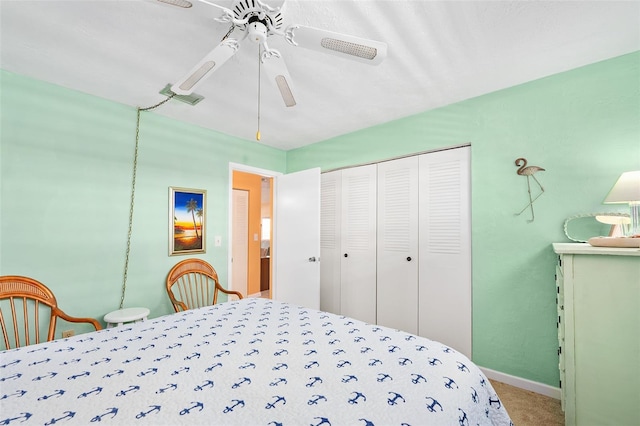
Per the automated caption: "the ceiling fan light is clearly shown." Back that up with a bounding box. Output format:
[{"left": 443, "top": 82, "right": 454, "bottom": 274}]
[
  {"left": 320, "top": 38, "right": 377, "bottom": 60},
  {"left": 248, "top": 21, "right": 268, "bottom": 44},
  {"left": 157, "top": 0, "right": 192, "bottom": 8},
  {"left": 179, "top": 61, "right": 216, "bottom": 91},
  {"left": 275, "top": 75, "right": 296, "bottom": 107}
]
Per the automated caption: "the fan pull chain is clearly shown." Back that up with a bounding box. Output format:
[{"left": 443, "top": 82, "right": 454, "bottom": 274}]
[
  {"left": 256, "top": 45, "right": 262, "bottom": 141},
  {"left": 119, "top": 93, "right": 175, "bottom": 310}
]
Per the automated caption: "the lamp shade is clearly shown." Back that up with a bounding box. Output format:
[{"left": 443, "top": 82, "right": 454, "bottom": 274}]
[{"left": 603, "top": 171, "right": 640, "bottom": 204}]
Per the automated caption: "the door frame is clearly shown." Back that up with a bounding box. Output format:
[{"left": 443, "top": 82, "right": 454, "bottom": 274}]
[
  {"left": 228, "top": 162, "right": 282, "bottom": 295},
  {"left": 231, "top": 188, "right": 249, "bottom": 298}
]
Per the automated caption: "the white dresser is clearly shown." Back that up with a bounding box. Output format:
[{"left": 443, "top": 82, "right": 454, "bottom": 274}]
[{"left": 553, "top": 243, "right": 639, "bottom": 426}]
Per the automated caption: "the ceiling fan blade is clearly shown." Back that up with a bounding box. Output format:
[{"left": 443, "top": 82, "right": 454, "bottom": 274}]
[
  {"left": 171, "top": 39, "right": 239, "bottom": 95},
  {"left": 261, "top": 50, "right": 296, "bottom": 107},
  {"left": 197, "top": 0, "right": 233, "bottom": 13},
  {"left": 156, "top": 0, "right": 193, "bottom": 8},
  {"left": 285, "top": 25, "right": 387, "bottom": 65}
]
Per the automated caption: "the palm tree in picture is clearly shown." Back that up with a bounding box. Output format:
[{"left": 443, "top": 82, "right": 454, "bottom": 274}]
[
  {"left": 197, "top": 208, "right": 203, "bottom": 231},
  {"left": 186, "top": 198, "right": 200, "bottom": 239}
]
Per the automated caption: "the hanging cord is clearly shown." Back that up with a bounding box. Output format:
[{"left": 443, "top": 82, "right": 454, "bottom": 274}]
[
  {"left": 256, "top": 45, "right": 262, "bottom": 141},
  {"left": 119, "top": 94, "right": 175, "bottom": 309},
  {"left": 119, "top": 23, "right": 234, "bottom": 308}
]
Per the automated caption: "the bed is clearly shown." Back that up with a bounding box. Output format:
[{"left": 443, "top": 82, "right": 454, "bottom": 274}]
[{"left": 1, "top": 298, "right": 512, "bottom": 425}]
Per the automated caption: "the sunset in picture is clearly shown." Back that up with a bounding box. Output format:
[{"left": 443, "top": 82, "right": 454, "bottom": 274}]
[{"left": 173, "top": 190, "right": 204, "bottom": 252}]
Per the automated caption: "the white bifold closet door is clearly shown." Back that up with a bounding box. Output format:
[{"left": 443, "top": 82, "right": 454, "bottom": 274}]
[
  {"left": 376, "top": 156, "right": 420, "bottom": 334},
  {"left": 418, "top": 146, "right": 471, "bottom": 357},
  {"left": 320, "top": 171, "right": 341, "bottom": 314},
  {"left": 340, "top": 165, "right": 377, "bottom": 324},
  {"left": 319, "top": 146, "right": 471, "bottom": 358},
  {"left": 319, "top": 164, "right": 377, "bottom": 324}
]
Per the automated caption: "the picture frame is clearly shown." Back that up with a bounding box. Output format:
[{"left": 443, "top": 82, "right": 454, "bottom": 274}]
[{"left": 169, "top": 187, "right": 206, "bottom": 256}]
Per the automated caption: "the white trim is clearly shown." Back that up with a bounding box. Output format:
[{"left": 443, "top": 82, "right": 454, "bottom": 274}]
[
  {"left": 323, "top": 143, "right": 471, "bottom": 173},
  {"left": 228, "top": 162, "right": 283, "bottom": 178},
  {"left": 481, "top": 367, "right": 561, "bottom": 400}
]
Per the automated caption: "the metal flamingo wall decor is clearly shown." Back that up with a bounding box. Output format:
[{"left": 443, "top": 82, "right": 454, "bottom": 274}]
[{"left": 515, "top": 157, "right": 545, "bottom": 222}]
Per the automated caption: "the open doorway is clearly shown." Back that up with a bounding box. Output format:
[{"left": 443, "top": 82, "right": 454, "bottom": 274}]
[
  {"left": 231, "top": 169, "right": 273, "bottom": 299},
  {"left": 229, "top": 163, "right": 321, "bottom": 309}
]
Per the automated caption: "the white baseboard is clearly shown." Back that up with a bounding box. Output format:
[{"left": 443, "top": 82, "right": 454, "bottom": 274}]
[{"left": 481, "top": 367, "right": 561, "bottom": 400}]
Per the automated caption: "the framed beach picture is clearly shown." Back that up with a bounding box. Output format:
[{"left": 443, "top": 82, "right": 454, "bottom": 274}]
[{"left": 169, "top": 187, "right": 206, "bottom": 256}]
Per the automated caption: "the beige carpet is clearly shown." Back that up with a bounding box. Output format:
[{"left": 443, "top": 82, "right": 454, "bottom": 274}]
[{"left": 490, "top": 380, "right": 564, "bottom": 426}]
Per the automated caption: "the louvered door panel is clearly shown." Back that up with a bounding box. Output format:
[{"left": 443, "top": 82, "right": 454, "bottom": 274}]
[
  {"left": 320, "top": 171, "right": 341, "bottom": 314},
  {"left": 418, "top": 146, "right": 471, "bottom": 357},
  {"left": 340, "top": 165, "right": 377, "bottom": 324},
  {"left": 376, "top": 156, "right": 419, "bottom": 334}
]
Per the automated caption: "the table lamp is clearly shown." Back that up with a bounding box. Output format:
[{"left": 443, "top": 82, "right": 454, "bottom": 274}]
[{"left": 604, "top": 170, "right": 640, "bottom": 237}]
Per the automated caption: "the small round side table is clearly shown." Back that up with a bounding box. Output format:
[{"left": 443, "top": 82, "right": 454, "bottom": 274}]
[{"left": 103, "top": 307, "right": 150, "bottom": 328}]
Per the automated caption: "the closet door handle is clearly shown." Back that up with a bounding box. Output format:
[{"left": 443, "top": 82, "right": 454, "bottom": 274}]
[
  {"left": 406, "top": 257, "right": 412, "bottom": 261},
  {"left": 344, "top": 253, "right": 348, "bottom": 258}
]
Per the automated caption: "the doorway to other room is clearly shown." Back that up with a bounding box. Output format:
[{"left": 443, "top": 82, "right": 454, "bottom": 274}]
[
  {"left": 232, "top": 170, "right": 273, "bottom": 299},
  {"left": 229, "top": 162, "right": 321, "bottom": 310}
]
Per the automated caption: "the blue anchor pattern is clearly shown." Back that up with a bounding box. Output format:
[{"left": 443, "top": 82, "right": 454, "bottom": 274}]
[{"left": 0, "top": 298, "right": 512, "bottom": 425}]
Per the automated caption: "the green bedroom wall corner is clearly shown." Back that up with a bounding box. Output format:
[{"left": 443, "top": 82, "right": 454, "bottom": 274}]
[
  {"left": 1, "top": 50, "right": 639, "bottom": 387},
  {"left": 0, "top": 69, "right": 287, "bottom": 323},
  {"left": 286, "top": 51, "right": 640, "bottom": 387},
  {"left": 285, "top": 103, "right": 476, "bottom": 174}
]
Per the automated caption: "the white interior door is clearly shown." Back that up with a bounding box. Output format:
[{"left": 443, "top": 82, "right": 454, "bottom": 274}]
[
  {"left": 274, "top": 168, "right": 321, "bottom": 309},
  {"left": 232, "top": 189, "right": 249, "bottom": 297}
]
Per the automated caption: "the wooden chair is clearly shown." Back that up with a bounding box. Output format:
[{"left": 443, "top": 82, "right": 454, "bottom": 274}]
[
  {"left": 0, "top": 275, "right": 102, "bottom": 350},
  {"left": 166, "top": 258, "right": 244, "bottom": 313}
]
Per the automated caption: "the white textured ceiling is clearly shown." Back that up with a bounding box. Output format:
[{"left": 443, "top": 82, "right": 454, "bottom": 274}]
[{"left": 1, "top": 0, "right": 639, "bottom": 150}]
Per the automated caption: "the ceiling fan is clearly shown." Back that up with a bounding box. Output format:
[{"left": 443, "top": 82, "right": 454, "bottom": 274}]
[{"left": 159, "top": 0, "right": 387, "bottom": 108}]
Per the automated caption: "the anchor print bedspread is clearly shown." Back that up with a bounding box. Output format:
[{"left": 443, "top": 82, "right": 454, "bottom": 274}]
[{"left": 1, "top": 298, "right": 512, "bottom": 425}]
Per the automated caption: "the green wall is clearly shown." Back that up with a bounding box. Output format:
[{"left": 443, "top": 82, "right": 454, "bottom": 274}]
[
  {"left": 0, "top": 70, "right": 287, "bottom": 332},
  {"left": 287, "top": 51, "right": 640, "bottom": 386},
  {"left": 1, "top": 51, "right": 639, "bottom": 387}
]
